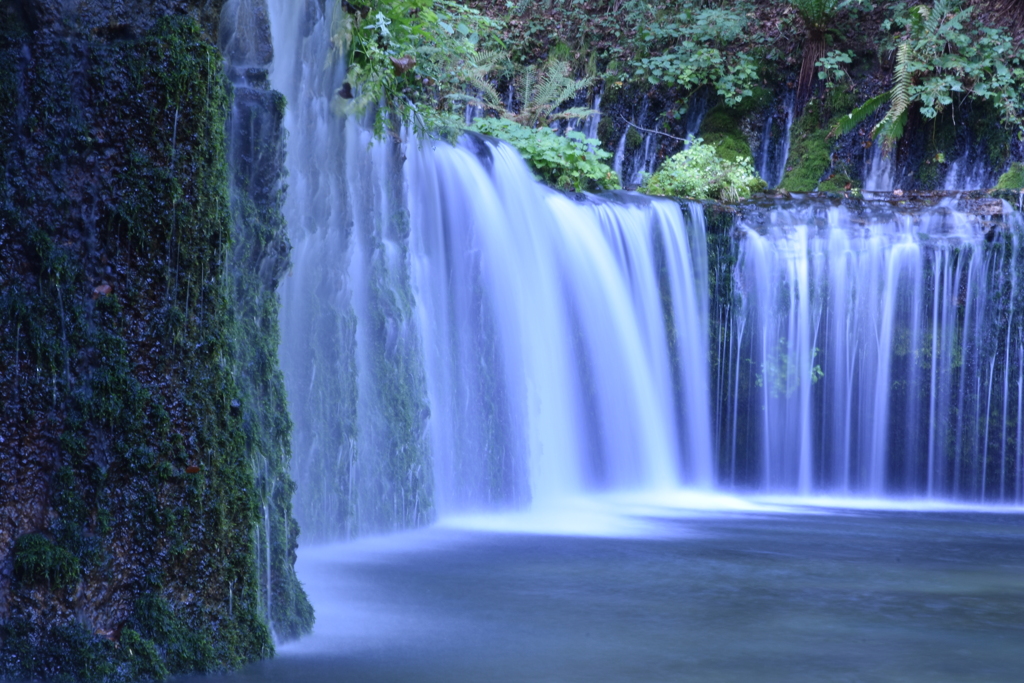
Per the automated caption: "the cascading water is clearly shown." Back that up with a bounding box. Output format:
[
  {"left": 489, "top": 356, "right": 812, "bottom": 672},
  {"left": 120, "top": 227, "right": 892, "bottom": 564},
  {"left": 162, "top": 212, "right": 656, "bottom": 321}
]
[
  {"left": 712, "top": 197, "right": 1024, "bottom": 501},
  {"left": 612, "top": 91, "right": 708, "bottom": 190},
  {"left": 270, "top": 0, "right": 713, "bottom": 536},
  {"left": 754, "top": 90, "right": 795, "bottom": 189},
  {"left": 269, "top": 0, "right": 1024, "bottom": 541},
  {"left": 864, "top": 143, "right": 896, "bottom": 192},
  {"left": 409, "top": 138, "right": 714, "bottom": 511},
  {"left": 270, "top": 0, "right": 432, "bottom": 539}
]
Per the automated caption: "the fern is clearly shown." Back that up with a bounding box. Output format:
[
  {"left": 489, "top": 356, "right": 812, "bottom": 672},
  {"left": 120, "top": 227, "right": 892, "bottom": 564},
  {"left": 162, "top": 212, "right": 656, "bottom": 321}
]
[
  {"left": 873, "top": 41, "right": 913, "bottom": 149},
  {"left": 830, "top": 92, "right": 889, "bottom": 137},
  {"left": 511, "top": 60, "right": 593, "bottom": 128}
]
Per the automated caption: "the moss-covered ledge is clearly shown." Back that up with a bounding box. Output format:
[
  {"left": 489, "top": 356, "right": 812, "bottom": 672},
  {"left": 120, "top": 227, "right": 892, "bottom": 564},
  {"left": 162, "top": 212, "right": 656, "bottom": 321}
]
[{"left": 0, "top": 3, "right": 310, "bottom": 679}]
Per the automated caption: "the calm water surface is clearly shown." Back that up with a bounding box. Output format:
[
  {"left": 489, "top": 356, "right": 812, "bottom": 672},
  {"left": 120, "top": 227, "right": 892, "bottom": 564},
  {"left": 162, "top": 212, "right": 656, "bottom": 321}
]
[{"left": 179, "top": 502, "right": 1024, "bottom": 683}]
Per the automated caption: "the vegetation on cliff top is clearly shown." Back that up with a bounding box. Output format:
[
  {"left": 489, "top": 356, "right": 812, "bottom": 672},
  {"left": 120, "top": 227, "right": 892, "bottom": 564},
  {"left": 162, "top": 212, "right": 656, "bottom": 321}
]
[{"left": 338, "top": 0, "right": 1022, "bottom": 196}]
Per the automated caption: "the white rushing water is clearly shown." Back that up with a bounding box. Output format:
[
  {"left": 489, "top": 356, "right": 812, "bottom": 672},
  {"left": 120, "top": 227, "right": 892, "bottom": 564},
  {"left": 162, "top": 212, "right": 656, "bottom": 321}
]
[
  {"left": 269, "top": 1, "right": 1024, "bottom": 540},
  {"left": 269, "top": 0, "right": 713, "bottom": 535},
  {"left": 714, "top": 199, "right": 1024, "bottom": 501},
  {"left": 864, "top": 143, "right": 895, "bottom": 192},
  {"left": 409, "top": 139, "right": 714, "bottom": 512}
]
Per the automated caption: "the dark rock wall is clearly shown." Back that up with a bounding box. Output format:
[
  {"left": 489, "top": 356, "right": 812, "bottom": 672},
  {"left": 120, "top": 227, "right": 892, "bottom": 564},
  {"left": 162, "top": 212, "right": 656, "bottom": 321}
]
[{"left": 0, "top": 0, "right": 310, "bottom": 679}]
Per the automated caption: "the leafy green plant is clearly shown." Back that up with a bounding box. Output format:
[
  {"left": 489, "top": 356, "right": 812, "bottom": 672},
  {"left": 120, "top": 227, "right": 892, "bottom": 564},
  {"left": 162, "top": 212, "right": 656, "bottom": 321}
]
[
  {"left": 471, "top": 117, "right": 620, "bottom": 191},
  {"left": 337, "top": 0, "right": 502, "bottom": 137},
  {"left": 640, "top": 137, "right": 764, "bottom": 202},
  {"left": 467, "top": 59, "right": 594, "bottom": 127},
  {"left": 816, "top": 50, "right": 855, "bottom": 89},
  {"left": 833, "top": 0, "right": 1024, "bottom": 147},
  {"left": 632, "top": 7, "right": 759, "bottom": 106},
  {"left": 12, "top": 533, "right": 80, "bottom": 590}
]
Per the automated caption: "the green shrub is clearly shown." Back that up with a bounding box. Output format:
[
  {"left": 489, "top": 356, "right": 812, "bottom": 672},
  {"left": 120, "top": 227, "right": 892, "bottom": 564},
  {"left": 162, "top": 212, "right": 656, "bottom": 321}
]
[
  {"left": 632, "top": 7, "right": 759, "bottom": 107},
  {"left": 996, "top": 163, "right": 1024, "bottom": 191},
  {"left": 12, "top": 533, "right": 80, "bottom": 590},
  {"left": 640, "top": 137, "right": 764, "bottom": 201},
  {"left": 471, "top": 117, "right": 620, "bottom": 192},
  {"left": 340, "top": 0, "right": 501, "bottom": 137}
]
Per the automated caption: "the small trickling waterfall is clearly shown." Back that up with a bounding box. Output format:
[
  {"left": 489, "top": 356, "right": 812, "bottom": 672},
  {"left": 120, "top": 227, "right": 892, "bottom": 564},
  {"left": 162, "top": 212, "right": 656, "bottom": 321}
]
[
  {"left": 755, "top": 91, "right": 795, "bottom": 189},
  {"left": 712, "top": 198, "right": 1024, "bottom": 501},
  {"left": 944, "top": 149, "right": 995, "bottom": 191},
  {"left": 613, "top": 91, "right": 708, "bottom": 190},
  {"left": 864, "top": 143, "right": 896, "bottom": 192}
]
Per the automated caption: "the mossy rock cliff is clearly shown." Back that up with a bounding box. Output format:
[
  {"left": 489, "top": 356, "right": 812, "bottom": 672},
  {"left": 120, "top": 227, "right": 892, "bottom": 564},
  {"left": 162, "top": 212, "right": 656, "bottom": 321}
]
[{"left": 0, "top": 1, "right": 311, "bottom": 680}]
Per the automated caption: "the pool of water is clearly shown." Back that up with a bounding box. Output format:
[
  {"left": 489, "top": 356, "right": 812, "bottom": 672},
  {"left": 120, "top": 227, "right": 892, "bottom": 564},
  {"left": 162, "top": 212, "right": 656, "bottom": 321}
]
[{"left": 177, "top": 500, "right": 1024, "bottom": 683}]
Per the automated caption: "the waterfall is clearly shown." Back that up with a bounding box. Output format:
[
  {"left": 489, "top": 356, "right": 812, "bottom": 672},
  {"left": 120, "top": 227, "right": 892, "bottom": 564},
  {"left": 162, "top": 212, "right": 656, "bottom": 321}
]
[
  {"left": 270, "top": 0, "right": 714, "bottom": 536},
  {"left": 270, "top": 0, "right": 432, "bottom": 538},
  {"left": 410, "top": 138, "right": 714, "bottom": 510},
  {"left": 864, "top": 143, "right": 895, "bottom": 192},
  {"left": 712, "top": 198, "right": 1024, "bottom": 501},
  {"left": 268, "top": 1, "right": 1024, "bottom": 535},
  {"left": 755, "top": 91, "right": 795, "bottom": 189}
]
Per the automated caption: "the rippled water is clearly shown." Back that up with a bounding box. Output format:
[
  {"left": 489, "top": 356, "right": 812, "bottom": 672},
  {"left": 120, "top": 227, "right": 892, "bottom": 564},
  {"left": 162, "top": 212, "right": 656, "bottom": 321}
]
[{"left": 176, "top": 502, "right": 1024, "bottom": 683}]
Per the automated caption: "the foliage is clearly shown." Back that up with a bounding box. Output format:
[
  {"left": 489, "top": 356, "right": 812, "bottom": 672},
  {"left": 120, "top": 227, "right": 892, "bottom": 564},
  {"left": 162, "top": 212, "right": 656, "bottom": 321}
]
[
  {"left": 501, "top": 0, "right": 656, "bottom": 68},
  {"left": 640, "top": 137, "right": 764, "bottom": 201},
  {"left": 12, "top": 534, "right": 80, "bottom": 590},
  {"left": 507, "top": 60, "right": 593, "bottom": 127},
  {"left": 996, "top": 163, "right": 1024, "bottom": 190},
  {"left": 632, "top": 7, "right": 760, "bottom": 106},
  {"left": 471, "top": 117, "right": 620, "bottom": 191},
  {"left": 816, "top": 50, "right": 855, "bottom": 89},
  {"left": 843, "top": 0, "right": 1024, "bottom": 148},
  {"left": 470, "top": 59, "right": 594, "bottom": 127},
  {"left": 792, "top": 0, "right": 869, "bottom": 98},
  {"left": 790, "top": 0, "right": 869, "bottom": 31},
  {"left": 338, "top": 0, "right": 502, "bottom": 137}
]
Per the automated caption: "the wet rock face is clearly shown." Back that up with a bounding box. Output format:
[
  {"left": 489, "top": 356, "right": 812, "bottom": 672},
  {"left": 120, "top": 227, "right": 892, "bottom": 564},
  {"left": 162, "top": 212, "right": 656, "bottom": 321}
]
[
  {"left": 0, "top": 0, "right": 310, "bottom": 679},
  {"left": 9, "top": 0, "right": 220, "bottom": 35}
]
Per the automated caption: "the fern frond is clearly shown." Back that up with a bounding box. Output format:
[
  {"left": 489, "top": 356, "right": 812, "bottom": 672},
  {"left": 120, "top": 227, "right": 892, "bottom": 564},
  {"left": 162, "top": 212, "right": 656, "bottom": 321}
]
[
  {"left": 551, "top": 106, "right": 597, "bottom": 121},
  {"left": 511, "top": 60, "right": 593, "bottom": 128},
  {"left": 830, "top": 92, "right": 890, "bottom": 137},
  {"left": 873, "top": 41, "right": 912, "bottom": 146},
  {"left": 876, "top": 109, "right": 909, "bottom": 150}
]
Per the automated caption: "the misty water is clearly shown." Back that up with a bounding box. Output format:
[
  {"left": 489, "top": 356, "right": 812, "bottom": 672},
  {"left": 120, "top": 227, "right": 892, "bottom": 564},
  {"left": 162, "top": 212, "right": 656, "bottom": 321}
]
[{"left": 173, "top": 500, "right": 1024, "bottom": 683}]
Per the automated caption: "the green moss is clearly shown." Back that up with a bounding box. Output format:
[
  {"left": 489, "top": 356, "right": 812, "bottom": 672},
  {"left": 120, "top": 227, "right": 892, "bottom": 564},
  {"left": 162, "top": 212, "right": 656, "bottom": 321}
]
[
  {"left": 597, "top": 115, "right": 616, "bottom": 150},
  {"left": 0, "top": 13, "right": 302, "bottom": 681},
  {"left": 625, "top": 126, "right": 644, "bottom": 152},
  {"left": 12, "top": 534, "right": 80, "bottom": 590},
  {"left": 730, "top": 85, "right": 772, "bottom": 117},
  {"left": 970, "top": 101, "right": 1012, "bottom": 171},
  {"left": 778, "top": 101, "right": 833, "bottom": 192},
  {"left": 818, "top": 172, "right": 856, "bottom": 192},
  {"left": 699, "top": 106, "right": 752, "bottom": 162},
  {"left": 118, "top": 629, "right": 170, "bottom": 681},
  {"left": 824, "top": 84, "right": 856, "bottom": 119},
  {"left": 996, "top": 163, "right": 1024, "bottom": 190}
]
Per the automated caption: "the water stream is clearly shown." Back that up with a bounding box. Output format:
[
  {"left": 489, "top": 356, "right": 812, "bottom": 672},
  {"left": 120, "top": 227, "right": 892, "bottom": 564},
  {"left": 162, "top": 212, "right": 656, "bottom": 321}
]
[{"left": 755, "top": 90, "right": 795, "bottom": 189}]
